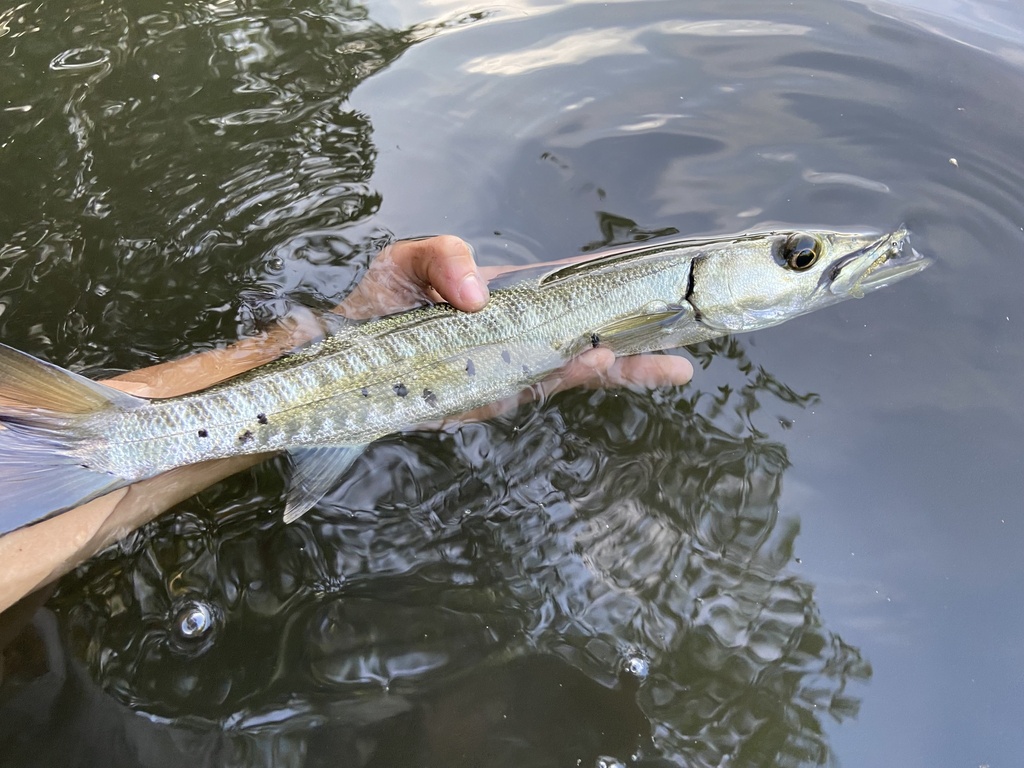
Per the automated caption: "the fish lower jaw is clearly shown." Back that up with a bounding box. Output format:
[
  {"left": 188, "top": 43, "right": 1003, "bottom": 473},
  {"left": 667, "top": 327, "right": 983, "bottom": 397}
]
[{"left": 854, "top": 248, "right": 931, "bottom": 294}]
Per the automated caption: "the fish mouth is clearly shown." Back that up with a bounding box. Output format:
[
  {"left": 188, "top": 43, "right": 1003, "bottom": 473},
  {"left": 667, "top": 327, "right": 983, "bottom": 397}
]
[{"left": 826, "top": 227, "right": 931, "bottom": 299}]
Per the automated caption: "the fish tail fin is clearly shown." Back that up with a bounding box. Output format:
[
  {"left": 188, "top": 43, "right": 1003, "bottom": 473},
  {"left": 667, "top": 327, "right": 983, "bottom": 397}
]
[{"left": 0, "top": 343, "right": 144, "bottom": 533}]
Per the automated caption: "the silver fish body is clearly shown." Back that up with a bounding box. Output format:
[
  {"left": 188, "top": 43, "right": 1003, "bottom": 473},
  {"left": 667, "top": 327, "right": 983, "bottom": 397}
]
[
  {"left": 0, "top": 228, "right": 928, "bottom": 532},
  {"left": 87, "top": 251, "right": 693, "bottom": 478}
]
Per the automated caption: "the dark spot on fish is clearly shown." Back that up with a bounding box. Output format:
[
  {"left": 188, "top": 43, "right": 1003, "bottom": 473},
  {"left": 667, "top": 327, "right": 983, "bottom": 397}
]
[
  {"left": 522, "top": 364, "right": 531, "bottom": 375},
  {"left": 591, "top": 333, "right": 600, "bottom": 348},
  {"left": 361, "top": 387, "right": 369, "bottom": 397},
  {"left": 423, "top": 388, "right": 438, "bottom": 405},
  {"left": 501, "top": 349, "right": 511, "bottom": 364},
  {"left": 238, "top": 430, "right": 253, "bottom": 443},
  {"left": 393, "top": 382, "right": 408, "bottom": 397},
  {"left": 466, "top": 359, "right": 476, "bottom": 376},
  {"left": 197, "top": 428, "right": 209, "bottom": 438},
  {"left": 256, "top": 413, "right": 268, "bottom": 425}
]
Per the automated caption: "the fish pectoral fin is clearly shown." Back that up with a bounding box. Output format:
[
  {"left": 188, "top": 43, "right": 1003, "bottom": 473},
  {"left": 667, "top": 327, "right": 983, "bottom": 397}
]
[
  {"left": 283, "top": 444, "right": 366, "bottom": 523},
  {"left": 585, "top": 306, "right": 694, "bottom": 357}
]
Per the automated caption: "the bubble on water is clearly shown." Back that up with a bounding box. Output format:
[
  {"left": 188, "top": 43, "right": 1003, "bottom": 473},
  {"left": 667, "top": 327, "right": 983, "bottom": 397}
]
[
  {"left": 168, "top": 597, "right": 220, "bottom": 655},
  {"left": 621, "top": 651, "right": 650, "bottom": 681},
  {"left": 175, "top": 600, "right": 213, "bottom": 639},
  {"left": 595, "top": 757, "right": 626, "bottom": 768}
]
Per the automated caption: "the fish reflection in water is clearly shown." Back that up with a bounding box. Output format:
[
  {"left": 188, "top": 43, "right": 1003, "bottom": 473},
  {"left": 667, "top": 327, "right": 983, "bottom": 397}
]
[{"left": 1, "top": 353, "right": 870, "bottom": 768}]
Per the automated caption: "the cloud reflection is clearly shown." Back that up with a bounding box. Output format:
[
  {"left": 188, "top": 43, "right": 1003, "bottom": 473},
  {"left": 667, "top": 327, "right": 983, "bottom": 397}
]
[{"left": 463, "top": 19, "right": 811, "bottom": 76}]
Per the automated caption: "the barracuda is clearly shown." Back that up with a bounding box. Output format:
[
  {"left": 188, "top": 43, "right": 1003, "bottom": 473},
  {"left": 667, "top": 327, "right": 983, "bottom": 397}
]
[{"left": 0, "top": 228, "right": 928, "bottom": 533}]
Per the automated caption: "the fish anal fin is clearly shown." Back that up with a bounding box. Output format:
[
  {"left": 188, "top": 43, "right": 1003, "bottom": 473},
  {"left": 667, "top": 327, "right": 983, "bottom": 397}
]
[{"left": 283, "top": 444, "right": 366, "bottom": 523}]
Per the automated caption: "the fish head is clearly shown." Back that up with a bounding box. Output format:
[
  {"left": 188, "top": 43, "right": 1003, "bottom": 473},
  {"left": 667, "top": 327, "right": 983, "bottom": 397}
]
[{"left": 688, "top": 228, "right": 930, "bottom": 333}]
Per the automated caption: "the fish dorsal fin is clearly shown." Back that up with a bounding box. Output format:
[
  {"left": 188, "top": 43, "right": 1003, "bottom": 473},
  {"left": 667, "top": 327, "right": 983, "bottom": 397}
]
[
  {"left": 283, "top": 444, "right": 366, "bottom": 523},
  {"left": 538, "top": 240, "right": 707, "bottom": 287},
  {"left": 579, "top": 305, "right": 694, "bottom": 357},
  {"left": 485, "top": 263, "right": 563, "bottom": 291}
]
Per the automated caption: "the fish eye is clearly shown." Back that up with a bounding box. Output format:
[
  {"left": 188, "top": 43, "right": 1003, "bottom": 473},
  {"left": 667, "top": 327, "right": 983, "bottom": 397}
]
[{"left": 781, "top": 232, "right": 822, "bottom": 271}]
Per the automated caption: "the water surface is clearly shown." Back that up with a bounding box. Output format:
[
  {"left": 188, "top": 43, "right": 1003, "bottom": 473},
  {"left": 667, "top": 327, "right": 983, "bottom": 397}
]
[{"left": 1, "top": 0, "right": 1022, "bottom": 766}]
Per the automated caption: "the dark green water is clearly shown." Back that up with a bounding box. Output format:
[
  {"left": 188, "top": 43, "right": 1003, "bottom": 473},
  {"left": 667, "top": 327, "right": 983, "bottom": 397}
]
[{"left": 1, "top": 1, "right": 1022, "bottom": 766}]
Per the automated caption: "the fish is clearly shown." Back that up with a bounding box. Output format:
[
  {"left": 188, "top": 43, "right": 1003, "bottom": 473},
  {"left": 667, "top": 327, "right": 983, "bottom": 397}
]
[{"left": 0, "top": 228, "right": 929, "bottom": 533}]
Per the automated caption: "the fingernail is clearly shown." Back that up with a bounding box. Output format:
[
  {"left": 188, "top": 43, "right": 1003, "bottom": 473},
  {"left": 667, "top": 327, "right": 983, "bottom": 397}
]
[{"left": 458, "top": 272, "right": 488, "bottom": 309}]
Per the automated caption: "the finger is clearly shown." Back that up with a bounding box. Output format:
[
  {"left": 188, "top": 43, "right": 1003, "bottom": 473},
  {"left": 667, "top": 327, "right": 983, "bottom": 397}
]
[
  {"left": 337, "top": 236, "right": 487, "bottom": 320},
  {"left": 539, "top": 349, "right": 694, "bottom": 394},
  {"left": 390, "top": 235, "right": 489, "bottom": 312},
  {"left": 546, "top": 348, "right": 617, "bottom": 393},
  {"left": 336, "top": 245, "right": 426, "bottom": 320},
  {"left": 604, "top": 353, "right": 694, "bottom": 390},
  {"left": 423, "top": 350, "right": 693, "bottom": 431}
]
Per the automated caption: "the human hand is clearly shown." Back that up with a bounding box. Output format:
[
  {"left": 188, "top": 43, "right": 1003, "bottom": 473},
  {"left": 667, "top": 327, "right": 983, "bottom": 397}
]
[{"left": 341, "top": 235, "right": 692, "bottom": 400}]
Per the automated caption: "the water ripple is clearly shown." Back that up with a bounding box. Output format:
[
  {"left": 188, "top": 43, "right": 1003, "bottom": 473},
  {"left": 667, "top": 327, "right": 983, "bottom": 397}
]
[{"left": 49, "top": 46, "right": 111, "bottom": 72}]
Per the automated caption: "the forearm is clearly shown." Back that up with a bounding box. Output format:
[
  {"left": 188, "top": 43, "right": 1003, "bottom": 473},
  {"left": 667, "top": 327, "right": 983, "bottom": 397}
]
[{"left": 0, "top": 454, "right": 269, "bottom": 614}]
